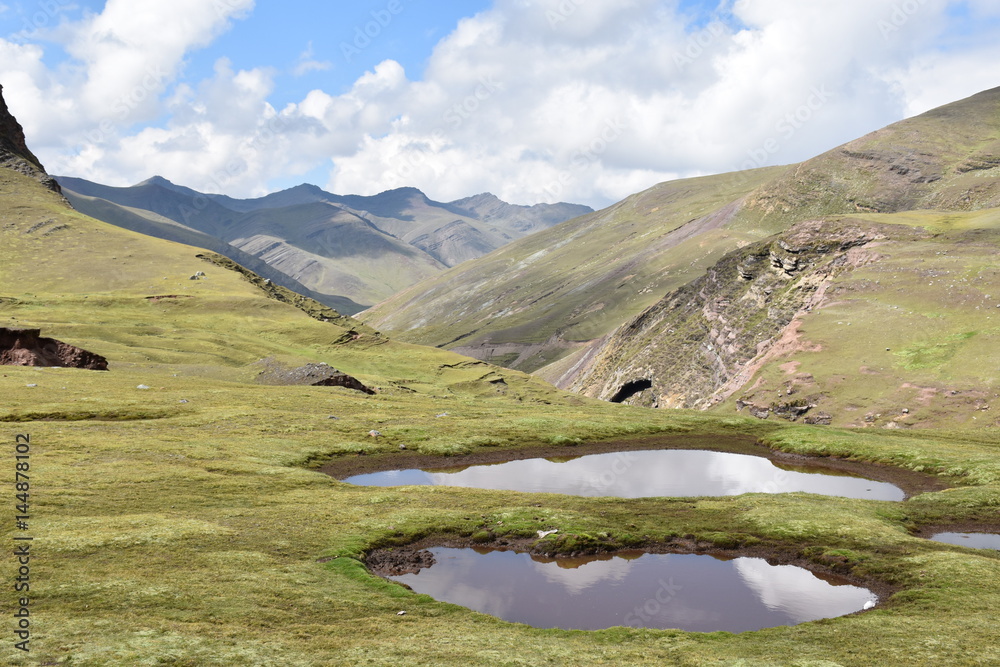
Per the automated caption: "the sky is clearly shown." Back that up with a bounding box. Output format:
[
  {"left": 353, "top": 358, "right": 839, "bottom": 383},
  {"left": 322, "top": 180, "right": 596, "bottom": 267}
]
[{"left": 2, "top": 0, "right": 1000, "bottom": 209}]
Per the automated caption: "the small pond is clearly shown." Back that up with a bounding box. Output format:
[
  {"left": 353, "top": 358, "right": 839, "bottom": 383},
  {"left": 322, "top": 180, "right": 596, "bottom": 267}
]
[
  {"left": 930, "top": 532, "right": 1000, "bottom": 550},
  {"left": 343, "top": 449, "right": 905, "bottom": 500},
  {"left": 387, "top": 547, "right": 877, "bottom": 632}
]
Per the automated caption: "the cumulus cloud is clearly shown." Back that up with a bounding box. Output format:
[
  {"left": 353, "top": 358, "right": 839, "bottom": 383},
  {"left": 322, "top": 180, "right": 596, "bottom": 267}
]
[{"left": 4, "top": 0, "right": 1000, "bottom": 207}]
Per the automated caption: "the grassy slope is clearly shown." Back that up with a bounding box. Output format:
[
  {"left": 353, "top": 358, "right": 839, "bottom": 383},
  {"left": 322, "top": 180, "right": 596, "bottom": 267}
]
[
  {"left": 720, "top": 209, "right": 1000, "bottom": 429},
  {"left": 361, "top": 168, "right": 784, "bottom": 371},
  {"left": 58, "top": 185, "right": 447, "bottom": 310},
  {"left": 62, "top": 189, "right": 369, "bottom": 315},
  {"left": 362, "top": 88, "right": 1000, "bottom": 378},
  {"left": 2, "top": 168, "right": 1000, "bottom": 665},
  {"left": 563, "top": 209, "right": 1000, "bottom": 429}
]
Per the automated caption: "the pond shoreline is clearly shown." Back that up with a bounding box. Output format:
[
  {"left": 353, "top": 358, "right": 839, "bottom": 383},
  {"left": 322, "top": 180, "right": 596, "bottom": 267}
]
[
  {"left": 320, "top": 432, "right": 951, "bottom": 499},
  {"left": 363, "top": 533, "right": 901, "bottom": 611}
]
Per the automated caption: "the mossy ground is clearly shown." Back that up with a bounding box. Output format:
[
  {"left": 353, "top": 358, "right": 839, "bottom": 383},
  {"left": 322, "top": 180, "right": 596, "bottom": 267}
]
[{"left": 3, "top": 170, "right": 1000, "bottom": 665}]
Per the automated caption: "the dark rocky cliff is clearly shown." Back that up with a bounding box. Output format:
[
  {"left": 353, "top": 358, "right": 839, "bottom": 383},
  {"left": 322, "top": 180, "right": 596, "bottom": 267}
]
[{"left": 0, "top": 84, "right": 61, "bottom": 192}]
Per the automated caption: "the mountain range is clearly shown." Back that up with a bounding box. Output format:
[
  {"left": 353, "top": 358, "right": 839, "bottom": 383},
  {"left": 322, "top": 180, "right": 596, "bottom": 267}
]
[
  {"left": 362, "top": 86, "right": 1000, "bottom": 428},
  {"left": 57, "top": 175, "right": 592, "bottom": 314},
  {"left": 18, "top": 84, "right": 1000, "bottom": 430}
]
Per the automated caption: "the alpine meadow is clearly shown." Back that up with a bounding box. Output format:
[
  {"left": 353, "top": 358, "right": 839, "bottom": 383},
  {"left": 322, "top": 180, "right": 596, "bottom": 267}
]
[{"left": 3, "top": 6, "right": 1000, "bottom": 666}]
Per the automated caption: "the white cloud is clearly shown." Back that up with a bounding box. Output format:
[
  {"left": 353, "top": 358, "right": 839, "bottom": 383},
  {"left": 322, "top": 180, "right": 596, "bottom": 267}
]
[
  {"left": 5, "top": 0, "right": 1000, "bottom": 208},
  {"left": 292, "top": 42, "right": 331, "bottom": 77}
]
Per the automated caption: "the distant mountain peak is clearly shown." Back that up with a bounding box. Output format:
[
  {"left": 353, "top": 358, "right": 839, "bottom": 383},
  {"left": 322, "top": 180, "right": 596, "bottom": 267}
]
[{"left": 136, "top": 175, "right": 176, "bottom": 187}]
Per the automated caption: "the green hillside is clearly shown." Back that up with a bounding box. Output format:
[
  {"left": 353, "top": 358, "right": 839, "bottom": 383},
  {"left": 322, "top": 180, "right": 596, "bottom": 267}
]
[
  {"left": 567, "top": 211, "right": 1000, "bottom": 430},
  {"left": 362, "top": 167, "right": 785, "bottom": 370},
  {"left": 361, "top": 87, "right": 1000, "bottom": 378}
]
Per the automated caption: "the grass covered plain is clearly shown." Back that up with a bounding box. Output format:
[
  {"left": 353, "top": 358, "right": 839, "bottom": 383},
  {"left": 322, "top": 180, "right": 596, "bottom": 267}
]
[{"left": 2, "top": 169, "right": 1000, "bottom": 665}]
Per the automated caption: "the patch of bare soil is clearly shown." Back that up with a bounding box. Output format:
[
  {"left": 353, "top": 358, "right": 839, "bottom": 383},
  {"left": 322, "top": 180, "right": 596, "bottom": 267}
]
[{"left": 0, "top": 328, "right": 108, "bottom": 370}]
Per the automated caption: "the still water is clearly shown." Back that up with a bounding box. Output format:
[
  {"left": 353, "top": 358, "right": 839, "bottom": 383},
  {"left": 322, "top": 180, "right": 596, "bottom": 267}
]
[
  {"left": 931, "top": 532, "right": 1000, "bottom": 550},
  {"left": 389, "top": 548, "right": 877, "bottom": 632},
  {"left": 344, "top": 449, "right": 905, "bottom": 500}
]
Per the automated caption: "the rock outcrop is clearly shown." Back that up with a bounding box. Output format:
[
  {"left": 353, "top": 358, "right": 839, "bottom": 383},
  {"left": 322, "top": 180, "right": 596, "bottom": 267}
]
[
  {"left": 254, "top": 359, "right": 376, "bottom": 394},
  {"left": 0, "top": 328, "right": 109, "bottom": 370},
  {"left": 569, "top": 219, "right": 928, "bottom": 412},
  {"left": 0, "top": 85, "right": 61, "bottom": 192}
]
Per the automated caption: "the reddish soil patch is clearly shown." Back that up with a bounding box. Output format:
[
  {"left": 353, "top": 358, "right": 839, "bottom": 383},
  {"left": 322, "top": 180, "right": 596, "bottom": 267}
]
[{"left": 0, "top": 328, "right": 108, "bottom": 370}]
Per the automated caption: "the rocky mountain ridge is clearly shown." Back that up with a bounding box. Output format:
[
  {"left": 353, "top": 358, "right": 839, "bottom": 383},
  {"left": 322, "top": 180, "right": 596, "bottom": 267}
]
[{"left": 56, "top": 175, "right": 591, "bottom": 314}]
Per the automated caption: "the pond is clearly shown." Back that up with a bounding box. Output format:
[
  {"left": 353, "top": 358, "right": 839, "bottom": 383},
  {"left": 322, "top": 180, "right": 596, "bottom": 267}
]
[
  {"left": 343, "top": 449, "right": 905, "bottom": 500},
  {"left": 930, "top": 532, "right": 1000, "bottom": 550},
  {"left": 386, "top": 547, "right": 877, "bottom": 632}
]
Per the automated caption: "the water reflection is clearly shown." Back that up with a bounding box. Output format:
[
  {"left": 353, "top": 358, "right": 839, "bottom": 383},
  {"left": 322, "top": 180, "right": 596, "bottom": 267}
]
[
  {"left": 344, "top": 449, "right": 904, "bottom": 500},
  {"left": 389, "top": 548, "right": 876, "bottom": 632},
  {"left": 931, "top": 532, "right": 1000, "bottom": 550}
]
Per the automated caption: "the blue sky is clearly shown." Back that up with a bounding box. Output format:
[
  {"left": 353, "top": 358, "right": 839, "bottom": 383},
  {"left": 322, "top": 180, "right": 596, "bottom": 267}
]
[{"left": 3, "top": 0, "right": 1000, "bottom": 207}]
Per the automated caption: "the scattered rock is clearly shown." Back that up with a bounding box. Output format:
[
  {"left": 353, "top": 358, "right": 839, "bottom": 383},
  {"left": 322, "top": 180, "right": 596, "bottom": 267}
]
[
  {"left": 137, "top": 385, "right": 151, "bottom": 390},
  {"left": 366, "top": 548, "right": 436, "bottom": 576},
  {"left": 399, "top": 444, "right": 407, "bottom": 450},
  {"left": 253, "top": 358, "right": 375, "bottom": 394},
  {"left": 396, "top": 611, "right": 407, "bottom": 616},
  {"left": 771, "top": 400, "right": 815, "bottom": 421},
  {"left": 25, "top": 383, "right": 37, "bottom": 388},
  {"left": 736, "top": 399, "right": 770, "bottom": 420},
  {"left": 803, "top": 412, "right": 833, "bottom": 426},
  {"left": 435, "top": 412, "right": 449, "bottom": 418},
  {"left": 369, "top": 430, "right": 382, "bottom": 438}
]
